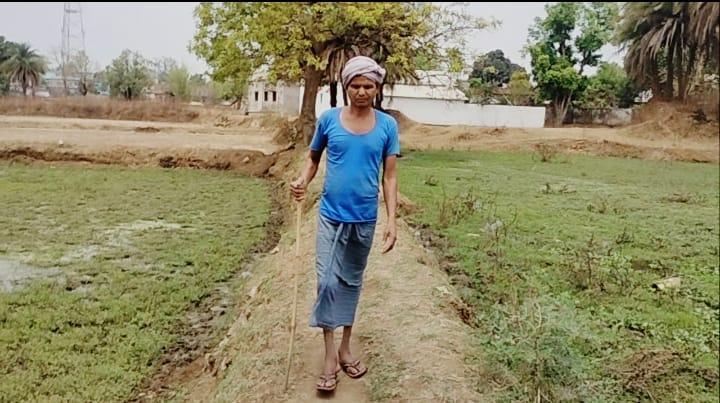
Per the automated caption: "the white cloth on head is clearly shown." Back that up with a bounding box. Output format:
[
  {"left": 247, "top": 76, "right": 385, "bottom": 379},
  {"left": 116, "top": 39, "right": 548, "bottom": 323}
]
[{"left": 341, "top": 56, "right": 386, "bottom": 89}]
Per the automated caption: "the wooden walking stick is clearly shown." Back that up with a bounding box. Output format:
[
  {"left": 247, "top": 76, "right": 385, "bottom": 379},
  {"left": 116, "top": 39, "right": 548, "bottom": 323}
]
[{"left": 284, "top": 201, "right": 302, "bottom": 391}]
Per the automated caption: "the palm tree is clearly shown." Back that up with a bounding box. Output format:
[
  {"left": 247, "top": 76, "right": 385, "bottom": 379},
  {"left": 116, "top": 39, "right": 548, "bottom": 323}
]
[
  {"left": 1, "top": 43, "right": 47, "bottom": 96},
  {"left": 616, "top": 2, "right": 719, "bottom": 100}
]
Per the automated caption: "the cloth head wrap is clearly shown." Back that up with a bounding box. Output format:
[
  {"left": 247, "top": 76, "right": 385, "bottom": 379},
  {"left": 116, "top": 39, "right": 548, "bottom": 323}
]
[{"left": 341, "top": 56, "right": 386, "bottom": 89}]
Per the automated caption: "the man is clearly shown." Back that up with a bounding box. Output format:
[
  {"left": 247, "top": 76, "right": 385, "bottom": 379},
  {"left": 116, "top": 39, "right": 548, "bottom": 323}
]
[{"left": 289, "top": 55, "right": 399, "bottom": 392}]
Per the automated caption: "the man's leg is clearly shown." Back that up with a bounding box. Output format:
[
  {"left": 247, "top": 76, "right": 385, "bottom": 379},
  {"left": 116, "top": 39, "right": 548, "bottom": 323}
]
[
  {"left": 323, "top": 328, "right": 337, "bottom": 375},
  {"left": 339, "top": 326, "right": 367, "bottom": 377}
]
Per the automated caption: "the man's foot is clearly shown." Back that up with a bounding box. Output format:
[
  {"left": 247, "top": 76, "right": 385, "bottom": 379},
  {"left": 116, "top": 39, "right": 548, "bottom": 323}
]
[
  {"left": 317, "top": 356, "right": 341, "bottom": 392},
  {"left": 338, "top": 350, "right": 368, "bottom": 379},
  {"left": 316, "top": 372, "right": 338, "bottom": 392}
]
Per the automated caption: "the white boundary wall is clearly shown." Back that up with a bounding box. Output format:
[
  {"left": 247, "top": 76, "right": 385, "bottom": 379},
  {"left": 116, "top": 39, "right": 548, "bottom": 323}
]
[{"left": 311, "top": 86, "right": 546, "bottom": 128}]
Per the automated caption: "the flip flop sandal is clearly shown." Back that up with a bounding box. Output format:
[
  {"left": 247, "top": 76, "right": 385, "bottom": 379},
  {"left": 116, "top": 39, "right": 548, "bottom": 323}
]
[
  {"left": 316, "top": 372, "right": 338, "bottom": 392},
  {"left": 340, "top": 359, "right": 368, "bottom": 379}
]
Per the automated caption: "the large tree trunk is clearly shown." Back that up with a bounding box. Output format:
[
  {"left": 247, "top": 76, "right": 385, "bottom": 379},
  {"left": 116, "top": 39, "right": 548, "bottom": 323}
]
[
  {"left": 552, "top": 93, "right": 572, "bottom": 127},
  {"left": 650, "top": 58, "right": 661, "bottom": 98},
  {"left": 297, "top": 66, "right": 324, "bottom": 145},
  {"left": 666, "top": 41, "right": 676, "bottom": 99},
  {"left": 22, "top": 80, "right": 28, "bottom": 97},
  {"left": 374, "top": 83, "right": 385, "bottom": 111},
  {"left": 679, "top": 45, "right": 696, "bottom": 101},
  {"left": 678, "top": 45, "right": 687, "bottom": 101},
  {"left": 330, "top": 81, "right": 338, "bottom": 108}
]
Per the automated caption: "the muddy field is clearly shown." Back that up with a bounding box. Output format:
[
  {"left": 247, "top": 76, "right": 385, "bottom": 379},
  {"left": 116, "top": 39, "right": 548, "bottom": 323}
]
[{"left": 1, "top": 108, "right": 717, "bottom": 171}]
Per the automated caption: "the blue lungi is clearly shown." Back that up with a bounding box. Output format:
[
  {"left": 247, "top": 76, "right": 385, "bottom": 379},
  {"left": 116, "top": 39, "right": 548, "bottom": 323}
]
[{"left": 309, "top": 214, "right": 376, "bottom": 330}]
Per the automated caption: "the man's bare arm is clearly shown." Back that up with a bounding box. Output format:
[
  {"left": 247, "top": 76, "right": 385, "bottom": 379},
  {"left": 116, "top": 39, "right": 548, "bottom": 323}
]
[
  {"left": 381, "top": 155, "right": 398, "bottom": 253},
  {"left": 290, "top": 150, "right": 322, "bottom": 201}
]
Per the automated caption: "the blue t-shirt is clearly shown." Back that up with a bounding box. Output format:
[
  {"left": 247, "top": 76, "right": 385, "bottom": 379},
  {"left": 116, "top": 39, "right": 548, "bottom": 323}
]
[{"left": 310, "top": 107, "right": 400, "bottom": 223}]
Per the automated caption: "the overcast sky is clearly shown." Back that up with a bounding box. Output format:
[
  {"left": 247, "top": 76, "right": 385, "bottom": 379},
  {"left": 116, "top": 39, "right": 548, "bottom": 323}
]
[{"left": 0, "top": 2, "right": 624, "bottom": 75}]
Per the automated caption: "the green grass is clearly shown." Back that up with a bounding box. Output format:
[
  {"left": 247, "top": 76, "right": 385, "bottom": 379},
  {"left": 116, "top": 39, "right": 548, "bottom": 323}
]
[
  {"left": 398, "top": 150, "right": 719, "bottom": 402},
  {"left": 0, "top": 163, "right": 270, "bottom": 402}
]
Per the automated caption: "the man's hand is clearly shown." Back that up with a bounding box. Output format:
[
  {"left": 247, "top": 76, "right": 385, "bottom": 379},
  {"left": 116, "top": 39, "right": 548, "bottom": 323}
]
[
  {"left": 381, "top": 221, "right": 397, "bottom": 254},
  {"left": 289, "top": 177, "right": 306, "bottom": 202}
]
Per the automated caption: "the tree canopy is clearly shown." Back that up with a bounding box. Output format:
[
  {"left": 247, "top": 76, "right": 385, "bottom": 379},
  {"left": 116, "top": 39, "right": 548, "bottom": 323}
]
[
  {"left": 526, "top": 2, "right": 618, "bottom": 125},
  {"left": 192, "top": 2, "right": 491, "bottom": 144}
]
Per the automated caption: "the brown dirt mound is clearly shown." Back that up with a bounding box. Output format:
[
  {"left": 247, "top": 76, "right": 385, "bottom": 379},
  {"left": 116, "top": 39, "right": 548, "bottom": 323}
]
[
  {"left": 0, "top": 96, "right": 201, "bottom": 123},
  {"left": 558, "top": 138, "right": 718, "bottom": 162},
  {"left": 384, "top": 109, "right": 418, "bottom": 132},
  {"left": 271, "top": 117, "right": 301, "bottom": 145},
  {"left": 624, "top": 101, "right": 719, "bottom": 139},
  {"left": 0, "top": 145, "right": 278, "bottom": 176}
]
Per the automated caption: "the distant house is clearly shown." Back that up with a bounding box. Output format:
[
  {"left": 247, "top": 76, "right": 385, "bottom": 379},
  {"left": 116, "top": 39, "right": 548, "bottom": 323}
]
[
  {"left": 148, "top": 83, "right": 174, "bottom": 102},
  {"left": 314, "top": 70, "right": 468, "bottom": 118},
  {"left": 42, "top": 72, "right": 84, "bottom": 96},
  {"left": 382, "top": 70, "right": 468, "bottom": 111},
  {"left": 316, "top": 69, "right": 545, "bottom": 128},
  {"left": 246, "top": 68, "right": 302, "bottom": 116}
]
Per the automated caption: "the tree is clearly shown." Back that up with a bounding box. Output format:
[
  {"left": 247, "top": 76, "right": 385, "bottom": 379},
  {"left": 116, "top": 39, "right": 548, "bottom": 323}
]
[
  {"left": 105, "top": 50, "right": 151, "bottom": 100},
  {"left": 616, "top": 2, "right": 719, "bottom": 100},
  {"left": 0, "top": 36, "right": 16, "bottom": 94},
  {"left": 575, "top": 62, "right": 636, "bottom": 109},
  {"left": 507, "top": 70, "right": 534, "bottom": 106},
  {"left": 1, "top": 42, "right": 47, "bottom": 96},
  {"left": 151, "top": 57, "right": 179, "bottom": 85},
  {"left": 212, "top": 77, "right": 248, "bottom": 108},
  {"left": 192, "top": 2, "right": 490, "bottom": 144},
  {"left": 167, "top": 66, "right": 191, "bottom": 102},
  {"left": 471, "top": 49, "right": 524, "bottom": 86},
  {"left": 464, "top": 77, "right": 495, "bottom": 104},
  {"left": 527, "top": 2, "right": 618, "bottom": 126}
]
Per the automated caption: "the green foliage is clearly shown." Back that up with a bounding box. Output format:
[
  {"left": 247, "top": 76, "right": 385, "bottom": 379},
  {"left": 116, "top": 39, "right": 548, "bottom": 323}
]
[
  {"left": 105, "top": 50, "right": 151, "bottom": 100},
  {"left": 471, "top": 49, "right": 525, "bottom": 85},
  {"left": 527, "top": 2, "right": 618, "bottom": 125},
  {"left": 576, "top": 62, "right": 636, "bottom": 109},
  {"left": 0, "top": 36, "right": 15, "bottom": 94},
  {"left": 191, "top": 2, "right": 490, "bottom": 142},
  {"left": 400, "top": 150, "right": 719, "bottom": 401},
  {"left": 0, "top": 42, "right": 47, "bottom": 95},
  {"left": 616, "top": 3, "right": 719, "bottom": 100},
  {"left": 167, "top": 66, "right": 191, "bottom": 102},
  {"left": 508, "top": 70, "right": 534, "bottom": 106},
  {"left": 465, "top": 77, "right": 496, "bottom": 104}
]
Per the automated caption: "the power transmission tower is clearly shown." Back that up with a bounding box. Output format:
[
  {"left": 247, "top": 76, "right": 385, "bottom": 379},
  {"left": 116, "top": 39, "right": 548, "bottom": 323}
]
[{"left": 60, "top": 2, "right": 87, "bottom": 95}]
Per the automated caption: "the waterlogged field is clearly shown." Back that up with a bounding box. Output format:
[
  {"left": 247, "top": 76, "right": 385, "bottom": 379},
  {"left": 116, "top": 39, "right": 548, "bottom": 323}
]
[{"left": 0, "top": 163, "right": 270, "bottom": 401}]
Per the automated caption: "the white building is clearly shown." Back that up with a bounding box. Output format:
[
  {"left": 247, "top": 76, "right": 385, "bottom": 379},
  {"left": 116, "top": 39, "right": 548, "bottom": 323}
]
[{"left": 246, "top": 68, "right": 302, "bottom": 117}]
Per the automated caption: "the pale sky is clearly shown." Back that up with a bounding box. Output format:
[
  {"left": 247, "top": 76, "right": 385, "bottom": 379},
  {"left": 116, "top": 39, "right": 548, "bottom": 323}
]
[{"left": 0, "top": 2, "right": 624, "bottom": 76}]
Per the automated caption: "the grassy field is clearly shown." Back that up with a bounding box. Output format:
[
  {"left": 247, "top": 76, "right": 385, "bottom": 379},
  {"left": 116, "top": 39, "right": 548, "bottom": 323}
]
[
  {"left": 0, "top": 163, "right": 270, "bottom": 401},
  {"left": 398, "top": 150, "right": 719, "bottom": 402}
]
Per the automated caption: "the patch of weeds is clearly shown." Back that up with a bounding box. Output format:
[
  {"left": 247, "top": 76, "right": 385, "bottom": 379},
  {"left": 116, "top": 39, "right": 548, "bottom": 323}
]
[
  {"left": 600, "top": 251, "right": 639, "bottom": 296},
  {"left": 424, "top": 175, "right": 438, "bottom": 186},
  {"left": 662, "top": 192, "right": 693, "bottom": 204},
  {"left": 481, "top": 296, "right": 602, "bottom": 402},
  {"left": 534, "top": 143, "right": 558, "bottom": 163},
  {"left": 587, "top": 194, "right": 625, "bottom": 214},
  {"left": 437, "top": 187, "right": 482, "bottom": 228},
  {"left": 539, "top": 182, "right": 577, "bottom": 194},
  {"left": 615, "top": 226, "right": 634, "bottom": 246}
]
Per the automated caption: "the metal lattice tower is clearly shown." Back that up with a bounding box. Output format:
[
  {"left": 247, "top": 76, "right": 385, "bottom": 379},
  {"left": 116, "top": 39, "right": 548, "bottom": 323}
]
[{"left": 60, "top": 2, "right": 86, "bottom": 95}]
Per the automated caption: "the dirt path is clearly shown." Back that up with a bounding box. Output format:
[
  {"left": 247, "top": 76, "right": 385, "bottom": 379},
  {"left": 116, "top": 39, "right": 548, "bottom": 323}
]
[
  {"left": 0, "top": 115, "right": 279, "bottom": 155},
  {"left": 158, "top": 151, "right": 482, "bottom": 402},
  {"left": 175, "top": 209, "right": 482, "bottom": 402}
]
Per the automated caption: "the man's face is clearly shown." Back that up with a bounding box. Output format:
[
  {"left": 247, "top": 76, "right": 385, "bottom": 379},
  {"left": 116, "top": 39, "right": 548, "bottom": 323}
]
[{"left": 347, "top": 76, "right": 378, "bottom": 107}]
